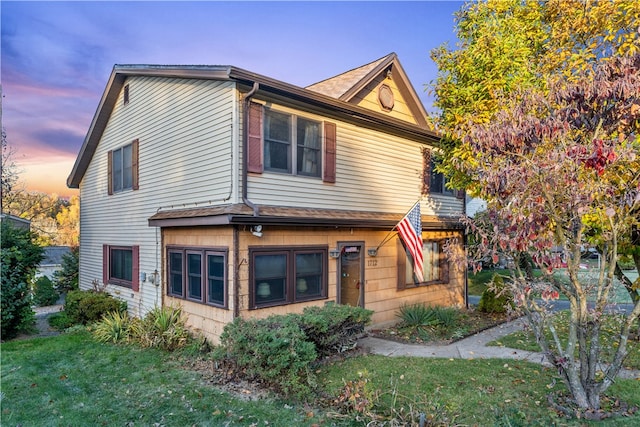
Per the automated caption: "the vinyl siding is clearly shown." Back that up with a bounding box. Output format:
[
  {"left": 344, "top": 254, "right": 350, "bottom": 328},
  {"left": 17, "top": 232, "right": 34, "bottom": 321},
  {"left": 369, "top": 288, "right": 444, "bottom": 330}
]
[
  {"left": 79, "top": 76, "right": 236, "bottom": 315},
  {"left": 351, "top": 74, "right": 417, "bottom": 124},
  {"left": 246, "top": 103, "right": 462, "bottom": 217}
]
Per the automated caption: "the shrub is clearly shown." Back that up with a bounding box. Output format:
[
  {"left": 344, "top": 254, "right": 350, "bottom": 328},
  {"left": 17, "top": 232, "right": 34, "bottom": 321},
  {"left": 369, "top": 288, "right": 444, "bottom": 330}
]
[
  {"left": 1, "top": 222, "right": 43, "bottom": 339},
  {"left": 397, "top": 304, "right": 459, "bottom": 328},
  {"left": 135, "top": 305, "right": 190, "bottom": 351},
  {"left": 397, "top": 303, "right": 439, "bottom": 327},
  {"left": 93, "top": 310, "right": 138, "bottom": 344},
  {"left": 48, "top": 311, "right": 75, "bottom": 331},
  {"left": 218, "top": 304, "right": 371, "bottom": 397},
  {"left": 478, "top": 274, "right": 513, "bottom": 314},
  {"left": 296, "top": 303, "right": 372, "bottom": 357},
  {"left": 53, "top": 246, "right": 79, "bottom": 293},
  {"left": 220, "top": 315, "right": 317, "bottom": 397},
  {"left": 32, "top": 276, "right": 59, "bottom": 307},
  {"left": 64, "top": 290, "right": 126, "bottom": 325}
]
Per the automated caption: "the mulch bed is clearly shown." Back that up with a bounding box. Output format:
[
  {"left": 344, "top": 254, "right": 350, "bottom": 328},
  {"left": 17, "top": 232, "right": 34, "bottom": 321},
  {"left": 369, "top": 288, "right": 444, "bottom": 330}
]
[{"left": 367, "top": 309, "right": 511, "bottom": 345}]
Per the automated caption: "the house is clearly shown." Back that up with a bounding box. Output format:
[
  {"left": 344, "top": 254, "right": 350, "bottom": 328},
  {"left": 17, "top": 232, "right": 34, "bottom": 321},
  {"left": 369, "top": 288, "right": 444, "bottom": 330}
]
[
  {"left": 0, "top": 213, "right": 31, "bottom": 230},
  {"left": 36, "top": 246, "right": 72, "bottom": 280},
  {"left": 67, "top": 53, "right": 467, "bottom": 343}
]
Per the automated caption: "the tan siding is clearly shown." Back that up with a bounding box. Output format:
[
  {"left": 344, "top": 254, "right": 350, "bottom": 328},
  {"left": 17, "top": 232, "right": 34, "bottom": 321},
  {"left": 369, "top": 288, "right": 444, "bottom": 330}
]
[
  {"left": 159, "top": 225, "right": 464, "bottom": 344},
  {"left": 78, "top": 77, "right": 237, "bottom": 315},
  {"left": 352, "top": 75, "right": 417, "bottom": 124}
]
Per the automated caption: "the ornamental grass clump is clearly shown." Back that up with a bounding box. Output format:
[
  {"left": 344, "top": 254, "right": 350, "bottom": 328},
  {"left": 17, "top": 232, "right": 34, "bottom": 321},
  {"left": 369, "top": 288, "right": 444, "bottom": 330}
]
[
  {"left": 92, "top": 310, "right": 139, "bottom": 344},
  {"left": 137, "top": 305, "right": 190, "bottom": 351}
]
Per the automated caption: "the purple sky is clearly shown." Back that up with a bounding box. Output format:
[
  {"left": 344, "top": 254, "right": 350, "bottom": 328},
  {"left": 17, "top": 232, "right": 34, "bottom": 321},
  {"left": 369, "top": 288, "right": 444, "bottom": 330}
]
[{"left": 1, "top": 1, "right": 462, "bottom": 197}]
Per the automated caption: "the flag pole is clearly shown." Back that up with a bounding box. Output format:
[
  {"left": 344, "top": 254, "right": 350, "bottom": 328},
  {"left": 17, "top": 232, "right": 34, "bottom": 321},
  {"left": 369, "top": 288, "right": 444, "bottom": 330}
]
[{"left": 373, "top": 199, "right": 422, "bottom": 252}]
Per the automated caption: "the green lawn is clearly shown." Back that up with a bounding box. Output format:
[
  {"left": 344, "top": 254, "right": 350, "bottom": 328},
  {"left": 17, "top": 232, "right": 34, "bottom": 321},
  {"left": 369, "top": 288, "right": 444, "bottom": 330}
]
[
  {"left": 2, "top": 330, "right": 639, "bottom": 426},
  {"left": 0, "top": 331, "right": 321, "bottom": 426}
]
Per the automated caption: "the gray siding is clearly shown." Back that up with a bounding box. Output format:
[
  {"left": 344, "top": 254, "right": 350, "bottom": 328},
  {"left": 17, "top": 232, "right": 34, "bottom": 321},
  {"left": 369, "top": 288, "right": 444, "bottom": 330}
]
[
  {"left": 246, "top": 102, "right": 463, "bottom": 217},
  {"left": 79, "top": 76, "right": 237, "bottom": 314}
]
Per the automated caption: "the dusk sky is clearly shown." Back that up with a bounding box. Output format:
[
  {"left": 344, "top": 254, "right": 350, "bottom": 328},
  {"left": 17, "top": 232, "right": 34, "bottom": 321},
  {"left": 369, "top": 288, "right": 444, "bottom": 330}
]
[{"left": 1, "top": 1, "right": 462, "bottom": 198}]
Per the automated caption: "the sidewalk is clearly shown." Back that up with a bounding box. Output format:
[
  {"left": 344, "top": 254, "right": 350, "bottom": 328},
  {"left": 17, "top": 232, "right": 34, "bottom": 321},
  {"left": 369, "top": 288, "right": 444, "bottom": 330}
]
[{"left": 358, "top": 317, "right": 640, "bottom": 380}]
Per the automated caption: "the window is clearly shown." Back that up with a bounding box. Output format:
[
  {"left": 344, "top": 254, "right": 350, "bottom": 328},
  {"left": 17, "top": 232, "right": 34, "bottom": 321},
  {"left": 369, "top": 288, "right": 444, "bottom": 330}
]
[
  {"left": 167, "top": 247, "right": 227, "bottom": 308},
  {"left": 108, "top": 139, "right": 139, "bottom": 194},
  {"left": 250, "top": 246, "right": 327, "bottom": 309},
  {"left": 429, "top": 161, "right": 453, "bottom": 195},
  {"left": 264, "top": 108, "right": 321, "bottom": 177},
  {"left": 103, "top": 245, "right": 139, "bottom": 291},
  {"left": 397, "top": 239, "right": 449, "bottom": 289},
  {"left": 247, "top": 103, "right": 336, "bottom": 182}
]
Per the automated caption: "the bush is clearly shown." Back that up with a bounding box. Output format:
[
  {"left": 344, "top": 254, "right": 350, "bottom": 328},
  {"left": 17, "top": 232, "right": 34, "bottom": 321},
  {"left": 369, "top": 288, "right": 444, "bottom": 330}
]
[
  {"left": 48, "top": 311, "right": 75, "bottom": 331},
  {"left": 93, "top": 310, "right": 138, "bottom": 344},
  {"left": 397, "top": 303, "right": 439, "bottom": 327},
  {"left": 296, "top": 303, "right": 372, "bottom": 357},
  {"left": 53, "top": 246, "right": 79, "bottom": 293},
  {"left": 1, "top": 222, "right": 43, "bottom": 339},
  {"left": 397, "top": 303, "right": 459, "bottom": 328},
  {"left": 32, "top": 276, "right": 59, "bottom": 307},
  {"left": 220, "top": 316, "right": 317, "bottom": 397},
  {"left": 478, "top": 274, "right": 513, "bottom": 314},
  {"left": 64, "top": 290, "right": 126, "bottom": 325},
  {"left": 218, "top": 304, "right": 371, "bottom": 397},
  {"left": 135, "top": 305, "right": 190, "bottom": 351}
]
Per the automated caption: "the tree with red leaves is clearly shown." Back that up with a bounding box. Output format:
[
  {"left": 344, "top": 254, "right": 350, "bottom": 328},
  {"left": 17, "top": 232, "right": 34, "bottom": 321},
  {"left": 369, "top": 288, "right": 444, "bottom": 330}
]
[{"left": 462, "top": 53, "right": 640, "bottom": 413}]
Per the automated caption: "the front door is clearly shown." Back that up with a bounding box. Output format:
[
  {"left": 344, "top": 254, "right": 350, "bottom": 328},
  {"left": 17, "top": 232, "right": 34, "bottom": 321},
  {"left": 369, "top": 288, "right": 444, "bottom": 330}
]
[{"left": 338, "top": 243, "right": 364, "bottom": 307}]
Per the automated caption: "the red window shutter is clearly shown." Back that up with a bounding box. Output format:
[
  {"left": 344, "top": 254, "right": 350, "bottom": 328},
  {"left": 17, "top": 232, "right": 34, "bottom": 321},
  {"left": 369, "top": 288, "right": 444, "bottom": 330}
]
[
  {"left": 323, "top": 122, "right": 336, "bottom": 183},
  {"left": 247, "top": 102, "right": 263, "bottom": 173},
  {"left": 132, "top": 139, "right": 139, "bottom": 190},
  {"left": 440, "top": 246, "right": 450, "bottom": 283},
  {"left": 132, "top": 245, "right": 140, "bottom": 292},
  {"left": 422, "top": 148, "right": 431, "bottom": 195},
  {"left": 103, "top": 244, "right": 109, "bottom": 285},
  {"left": 455, "top": 188, "right": 465, "bottom": 199},
  {"left": 107, "top": 150, "right": 113, "bottom": 195},
  {"left": 396, "top": 238, "right": 407, "bottom": 290}
]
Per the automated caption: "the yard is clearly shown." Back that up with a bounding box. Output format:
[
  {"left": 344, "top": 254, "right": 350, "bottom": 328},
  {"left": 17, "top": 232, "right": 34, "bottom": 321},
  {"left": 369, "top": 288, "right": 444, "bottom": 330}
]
[{"left": 2, "top": 327, "right": 639, "bottom": 426}]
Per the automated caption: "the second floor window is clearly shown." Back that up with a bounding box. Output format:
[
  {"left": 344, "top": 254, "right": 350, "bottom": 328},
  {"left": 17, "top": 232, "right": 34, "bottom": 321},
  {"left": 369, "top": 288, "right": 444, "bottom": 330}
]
[
  {"left": 264, "top": 109, "right": 322, "bottom": 177},
  {"left": 108, "top": 139, "right": 139, "bottom": 194},
  {"left": 430, "top": 163, "right": 454, "bottom": 195}
]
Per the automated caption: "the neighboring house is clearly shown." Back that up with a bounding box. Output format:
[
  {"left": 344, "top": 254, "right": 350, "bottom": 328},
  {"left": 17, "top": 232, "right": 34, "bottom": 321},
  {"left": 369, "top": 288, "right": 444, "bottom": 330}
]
[
  {"left": 36, "top": 246, "right": 72, "bottom": 280},
  {"left": 67, "top": 53, "right": 467, "bottom": 343},
  {"left": 0, "top": 213, "right": 31, "bottom": 230},
  {"left": 466, "top": 195, "right": 487, "bottom": 218}
]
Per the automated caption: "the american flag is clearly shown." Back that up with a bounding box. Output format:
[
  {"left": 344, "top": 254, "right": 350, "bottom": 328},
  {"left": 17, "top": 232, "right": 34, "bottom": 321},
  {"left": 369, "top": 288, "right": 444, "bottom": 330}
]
[{"left": 396, "top": 202, "right": 424, "bottom": 283}]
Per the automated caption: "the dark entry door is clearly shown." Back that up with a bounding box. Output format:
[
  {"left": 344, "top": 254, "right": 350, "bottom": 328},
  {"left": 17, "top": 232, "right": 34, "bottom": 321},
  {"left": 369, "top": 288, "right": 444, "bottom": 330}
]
[{"left": 339, "top": 243, "right": 364, "bottom": 307}]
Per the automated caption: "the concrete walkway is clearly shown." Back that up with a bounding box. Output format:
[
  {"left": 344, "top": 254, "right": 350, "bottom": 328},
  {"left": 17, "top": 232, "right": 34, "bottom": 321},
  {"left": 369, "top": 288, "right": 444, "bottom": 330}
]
[{"left": 358, "top": 317, "right": 640, "bottom": 380}]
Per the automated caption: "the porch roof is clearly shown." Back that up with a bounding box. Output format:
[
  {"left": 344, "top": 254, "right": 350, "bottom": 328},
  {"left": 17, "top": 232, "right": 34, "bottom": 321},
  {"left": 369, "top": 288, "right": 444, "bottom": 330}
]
[{"left": 148, "top": 203, "right": 463, "bottom": 230}]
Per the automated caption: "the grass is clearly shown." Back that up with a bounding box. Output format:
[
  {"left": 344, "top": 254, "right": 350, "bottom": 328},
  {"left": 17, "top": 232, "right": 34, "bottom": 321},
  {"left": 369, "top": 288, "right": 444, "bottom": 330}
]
[
  {"left": 488, "top": 311, "right": 640, "bottom": 371},
  {"left": 0, "top": 330, "right": 323, "bottom": 426},
  {"left": 468, "top": 268, "right": 512, "bottom": 295},
  {"left": 315, "top": 355, "right": 640, "bottom": 426},
  {"left": 3, "top": 329, "right": 639, "bottom": 426}
]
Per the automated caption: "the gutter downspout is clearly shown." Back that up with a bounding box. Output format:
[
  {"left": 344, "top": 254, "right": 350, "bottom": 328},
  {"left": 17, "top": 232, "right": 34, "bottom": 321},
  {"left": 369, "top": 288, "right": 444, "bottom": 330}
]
[
  {"left": 242, "top": 82, "right": 260, "bottom": 217},
  {"left": 235, "top": 82, "right": 259, "bottom": 319}
]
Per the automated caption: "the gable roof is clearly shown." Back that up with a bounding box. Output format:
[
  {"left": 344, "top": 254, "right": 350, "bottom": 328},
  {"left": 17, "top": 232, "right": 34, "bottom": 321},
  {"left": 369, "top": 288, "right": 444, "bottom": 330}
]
[
  {"left": 67, "top": 56, "right": 439, "bottom": 189},
  {"left": 41, "top": 246, "right": 72, "bottom": 266},
  {"left": 306, "top": 53, "right": 431, "bottom": 127}
]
